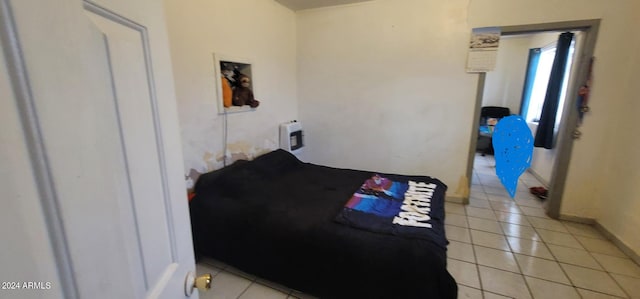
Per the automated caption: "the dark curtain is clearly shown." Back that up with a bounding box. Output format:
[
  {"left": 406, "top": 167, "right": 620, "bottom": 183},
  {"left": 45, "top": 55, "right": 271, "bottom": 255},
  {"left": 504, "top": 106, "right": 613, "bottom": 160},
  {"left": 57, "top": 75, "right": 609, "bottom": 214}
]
[
  {"left": 519, "top": 48, "right": 541, "bottom": 119},
  {"left": 534, "top": 32, "right": 574, "bottom": 149}
]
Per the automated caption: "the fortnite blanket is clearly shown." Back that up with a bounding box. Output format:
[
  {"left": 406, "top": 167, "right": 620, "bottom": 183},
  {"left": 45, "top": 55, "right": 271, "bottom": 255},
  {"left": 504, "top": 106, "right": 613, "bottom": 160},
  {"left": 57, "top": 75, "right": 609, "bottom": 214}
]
[{"left": 334, "top": 174, "right": 448, "bottom": 248}]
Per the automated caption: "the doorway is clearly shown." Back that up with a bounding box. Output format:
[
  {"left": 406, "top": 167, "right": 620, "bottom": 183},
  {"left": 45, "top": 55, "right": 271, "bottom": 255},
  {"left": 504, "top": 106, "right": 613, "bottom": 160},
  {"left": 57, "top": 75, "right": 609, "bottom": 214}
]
[{"left": 466, "top": 20, "right": 600, "bottom": 219}]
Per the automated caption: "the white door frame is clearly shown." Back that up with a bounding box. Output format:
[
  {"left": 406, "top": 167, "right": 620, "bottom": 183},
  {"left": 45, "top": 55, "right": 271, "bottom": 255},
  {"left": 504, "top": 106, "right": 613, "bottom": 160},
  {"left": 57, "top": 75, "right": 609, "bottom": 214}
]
[{"left": 465, "top": 19, "right": 600, "bottom": 219}]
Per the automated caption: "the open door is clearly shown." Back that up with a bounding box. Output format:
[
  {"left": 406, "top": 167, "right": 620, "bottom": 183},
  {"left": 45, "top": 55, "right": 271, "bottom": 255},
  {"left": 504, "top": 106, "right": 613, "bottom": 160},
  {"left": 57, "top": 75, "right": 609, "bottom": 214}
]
[{"left": 0, "top": 0, "right": 207, "bottom": 298}]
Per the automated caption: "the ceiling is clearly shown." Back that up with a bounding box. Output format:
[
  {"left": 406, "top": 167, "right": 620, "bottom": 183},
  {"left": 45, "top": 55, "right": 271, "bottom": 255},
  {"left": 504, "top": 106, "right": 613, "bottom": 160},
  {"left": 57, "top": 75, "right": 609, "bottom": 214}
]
[{"left": 274, "top": 0, "right": 373, "bottom": 11}]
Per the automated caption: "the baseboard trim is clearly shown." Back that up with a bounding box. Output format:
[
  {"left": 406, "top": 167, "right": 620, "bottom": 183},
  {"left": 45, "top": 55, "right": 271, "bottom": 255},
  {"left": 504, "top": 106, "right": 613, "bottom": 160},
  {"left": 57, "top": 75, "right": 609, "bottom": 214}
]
[
  {"left": 526, "top": 168, "right": 549, "bottom": 188},
  {"left": 593, "top": 221, "right": 640, "bottom": 266},
  {"left": 446, "top": 195, "right": 466, "bottom": 204},
  {"left": 558, "top": 214, "right": 595, "bottom": 225},
  {"left": 559, "top": 214, "right": 639, "bottom": 265}
]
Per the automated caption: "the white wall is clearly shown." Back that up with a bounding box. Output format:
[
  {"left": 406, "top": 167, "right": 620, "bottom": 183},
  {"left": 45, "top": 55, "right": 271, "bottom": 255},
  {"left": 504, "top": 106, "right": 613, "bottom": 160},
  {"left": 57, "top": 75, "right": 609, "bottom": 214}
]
[
  {"left": 527, "top": 32, "right": 558, "bottom": 51},
  {"left": 163, "top": 0, "right": 297, "bottom": 177},
  {"left": 482, "top": 35, "right": 529, "bottom": 114},
  {"left": 594, "top": 1, "right": 640, "bottom": 255},
  {"left": 297, "top": 0, "right": 477, "bottom": 197}
]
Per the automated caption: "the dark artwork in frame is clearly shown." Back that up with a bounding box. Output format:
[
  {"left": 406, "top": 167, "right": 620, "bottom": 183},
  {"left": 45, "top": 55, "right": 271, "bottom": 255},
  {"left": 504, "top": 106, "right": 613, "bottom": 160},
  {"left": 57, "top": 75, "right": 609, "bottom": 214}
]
[{"left": 214, "top": 54, "right": 259, "bottom": 113}]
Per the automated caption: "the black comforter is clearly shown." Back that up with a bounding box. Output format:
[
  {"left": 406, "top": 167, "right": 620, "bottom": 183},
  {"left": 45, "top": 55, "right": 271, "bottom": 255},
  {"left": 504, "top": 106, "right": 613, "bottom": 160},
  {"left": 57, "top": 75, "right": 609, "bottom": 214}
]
[{"left": 189, "top": 150, "right": 457, "bottom": 298}]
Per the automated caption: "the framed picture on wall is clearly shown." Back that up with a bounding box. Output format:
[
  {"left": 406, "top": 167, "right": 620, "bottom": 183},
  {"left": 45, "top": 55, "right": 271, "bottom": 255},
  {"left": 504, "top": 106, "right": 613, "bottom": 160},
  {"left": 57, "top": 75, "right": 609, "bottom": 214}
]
[{"left": 213, "top": 53, "right": 259, "bottom": 114}]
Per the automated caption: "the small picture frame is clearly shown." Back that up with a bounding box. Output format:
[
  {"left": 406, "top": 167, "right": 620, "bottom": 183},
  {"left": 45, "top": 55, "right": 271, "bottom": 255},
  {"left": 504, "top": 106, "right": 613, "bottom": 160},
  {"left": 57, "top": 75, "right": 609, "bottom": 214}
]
[{"left": 213, "top": 53, "right": 257, "bottom": 114}]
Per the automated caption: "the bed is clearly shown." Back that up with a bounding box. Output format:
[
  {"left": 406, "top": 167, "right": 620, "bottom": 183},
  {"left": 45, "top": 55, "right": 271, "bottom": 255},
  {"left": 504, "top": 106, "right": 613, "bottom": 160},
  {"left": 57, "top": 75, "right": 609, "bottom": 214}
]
[{"left": 189, "top": 149, "right": 457, "bottom": 298}]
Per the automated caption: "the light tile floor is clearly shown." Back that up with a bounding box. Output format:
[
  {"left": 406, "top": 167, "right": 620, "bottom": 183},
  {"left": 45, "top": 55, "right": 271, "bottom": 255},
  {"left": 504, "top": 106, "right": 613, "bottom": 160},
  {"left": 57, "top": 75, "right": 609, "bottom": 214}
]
[
  {"left": 450, "top": 154, "right": 640, "bottom": 299},
  {"left": 195, "top": 154, "right": 640, "bottom": 298}
]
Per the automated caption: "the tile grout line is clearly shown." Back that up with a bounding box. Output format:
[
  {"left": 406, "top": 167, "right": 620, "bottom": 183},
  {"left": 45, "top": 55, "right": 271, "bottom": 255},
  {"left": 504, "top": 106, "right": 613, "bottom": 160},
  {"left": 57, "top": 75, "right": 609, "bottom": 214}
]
[
  {"left": 448, "top": 215, "right": 632, "bottom": 262},
  {"left": 467, "top": 221, "right": 485, "bottom": 296},
  {"left": 470, "top": 157, "right": 635, "bottom": 299},
  {"left": 476, "top": 163, "right": 559, "bottom": 298},
  {"left": 491, "top": 197, "right": 536, "bottom": 299},
  {"left": 472, "top": 187, "right": 528, "bottom": 298},
  {"left": 234, "top": 281, "right": 254, "bottom": 299},
  {"left": 456, "top": 247, "right": 640, "bottom": 282},
  {"left": 473, "top": 167, "right": 496, "bottom": 298},
  {"left": 578, "top": 237, "right": 633, "bottom": 298}
]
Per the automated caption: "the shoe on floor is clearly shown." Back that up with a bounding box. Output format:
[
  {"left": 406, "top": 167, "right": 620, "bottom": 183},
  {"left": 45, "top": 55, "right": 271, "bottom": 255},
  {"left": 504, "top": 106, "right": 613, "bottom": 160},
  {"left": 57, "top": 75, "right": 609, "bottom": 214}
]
[{"left": 529, "top": 186, "right": 548, "bottom": 200}]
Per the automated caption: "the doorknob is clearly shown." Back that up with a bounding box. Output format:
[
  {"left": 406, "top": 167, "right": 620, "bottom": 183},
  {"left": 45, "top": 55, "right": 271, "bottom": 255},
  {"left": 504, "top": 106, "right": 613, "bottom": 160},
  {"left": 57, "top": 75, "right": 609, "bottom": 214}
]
[
  {"left": 195, "top": 273, "right": 212, "bottom": 291},
  {"left": 184, "top": 272, "right": 212, "bottom": 296}
]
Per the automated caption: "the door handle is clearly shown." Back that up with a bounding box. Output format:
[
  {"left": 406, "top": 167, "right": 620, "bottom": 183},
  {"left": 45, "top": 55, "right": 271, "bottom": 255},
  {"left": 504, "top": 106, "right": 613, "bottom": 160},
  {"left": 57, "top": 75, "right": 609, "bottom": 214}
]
[{"left": 185, "top": 272, "right": 212, "bottom": 296}]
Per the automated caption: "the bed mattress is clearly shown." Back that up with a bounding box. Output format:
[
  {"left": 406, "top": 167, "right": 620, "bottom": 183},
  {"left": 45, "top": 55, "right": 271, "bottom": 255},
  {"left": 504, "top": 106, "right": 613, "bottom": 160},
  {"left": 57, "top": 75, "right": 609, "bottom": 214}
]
[{"left": 189, "top": 150, "right": 457, "bottom": 298}]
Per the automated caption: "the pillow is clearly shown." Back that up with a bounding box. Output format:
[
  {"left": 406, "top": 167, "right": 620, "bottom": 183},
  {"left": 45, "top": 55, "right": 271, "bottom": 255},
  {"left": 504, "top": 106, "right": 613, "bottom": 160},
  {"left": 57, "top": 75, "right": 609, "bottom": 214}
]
[{"left": 251, "top": 149, "right": 303, "bottom": 177}]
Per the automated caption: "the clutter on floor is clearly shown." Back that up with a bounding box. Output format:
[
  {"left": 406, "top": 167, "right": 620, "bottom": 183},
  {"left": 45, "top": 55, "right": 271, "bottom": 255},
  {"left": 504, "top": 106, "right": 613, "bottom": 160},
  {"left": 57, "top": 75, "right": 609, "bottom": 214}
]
[{"left": 529, "top": 186, "right": 548, "bottom": 200}]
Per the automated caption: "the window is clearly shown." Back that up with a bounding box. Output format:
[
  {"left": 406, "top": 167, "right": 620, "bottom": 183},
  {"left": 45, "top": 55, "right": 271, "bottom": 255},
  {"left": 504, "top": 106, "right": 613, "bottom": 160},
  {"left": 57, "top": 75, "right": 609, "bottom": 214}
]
[{"left": 522, "top": 41, "right": 575, "bottom": 127}]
